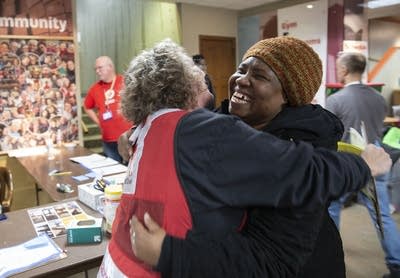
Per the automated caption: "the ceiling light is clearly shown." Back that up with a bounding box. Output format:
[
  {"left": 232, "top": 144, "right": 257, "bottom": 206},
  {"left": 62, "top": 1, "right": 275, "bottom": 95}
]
[
  {"left": 306, "top": 4, "right": 314, "bottom": 9},
  {"left": 361, "top": 0, "right": 400, "bottom": 9}
]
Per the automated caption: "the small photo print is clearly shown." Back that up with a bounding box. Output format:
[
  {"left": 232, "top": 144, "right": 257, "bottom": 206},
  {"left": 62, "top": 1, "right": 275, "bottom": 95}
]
[
  {"left": 35, "top": 223, "right": 53, "bottom": 238},
  {"left": 42, "top": 208, "right": 58, "bottom": 221},
  {"left": 48, "top": 219, "right": 66, "bottom": 237},
  {"left": 74, "top": 213, "right": 89, "bottom": 221},
  {"left": 67, "top": 202, "right": 83, "bottom": 216},
  {"left": 28, "top": 210, "right": 46, "bottom": 224},
  {"left": 54, "top": 205, "right": 70, "bottom": 218},
  {"left": 61, "top": 216, "right": 74, "bottom": 226}
]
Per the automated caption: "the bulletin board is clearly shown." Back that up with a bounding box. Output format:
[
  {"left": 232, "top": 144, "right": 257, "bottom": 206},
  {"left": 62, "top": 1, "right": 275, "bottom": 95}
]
[{"left": 0, "top": 0, "right": 79, "bottom": 152}]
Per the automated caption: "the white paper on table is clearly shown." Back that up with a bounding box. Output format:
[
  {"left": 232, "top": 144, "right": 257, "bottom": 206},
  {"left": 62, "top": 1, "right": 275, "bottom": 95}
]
[
  {"left": 69, "top": 153, "right": 106, "bottom": 164},
  {"left": 0, "top": 234, "right": 65, "bottom": 277},
  {"left": 91, "top": 164, "right": 128, "bottom": 176},
  {"left": 81, "top": 157, "right": 119, "bottom": 169}
]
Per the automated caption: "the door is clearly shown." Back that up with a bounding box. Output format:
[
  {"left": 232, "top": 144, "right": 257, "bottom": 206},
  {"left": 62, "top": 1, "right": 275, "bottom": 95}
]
[{"left": 199, "top": 35, "right": 236, "bottom": 107}]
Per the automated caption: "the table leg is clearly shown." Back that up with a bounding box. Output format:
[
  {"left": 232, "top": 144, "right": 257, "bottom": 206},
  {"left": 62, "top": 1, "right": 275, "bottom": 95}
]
[{"left": 35, "top": 183, "right": 42, "bottom": 206}]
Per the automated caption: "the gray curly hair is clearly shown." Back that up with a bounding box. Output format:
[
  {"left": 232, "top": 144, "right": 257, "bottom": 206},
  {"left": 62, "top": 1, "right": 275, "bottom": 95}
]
[{"left": 121, "top": 39, "right": 204, "bottom": 124}]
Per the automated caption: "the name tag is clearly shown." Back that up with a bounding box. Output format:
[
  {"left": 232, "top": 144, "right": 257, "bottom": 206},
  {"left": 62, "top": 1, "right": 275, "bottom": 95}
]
[{"left": 102, "top": 111, "right": 113, "bottom": 120}]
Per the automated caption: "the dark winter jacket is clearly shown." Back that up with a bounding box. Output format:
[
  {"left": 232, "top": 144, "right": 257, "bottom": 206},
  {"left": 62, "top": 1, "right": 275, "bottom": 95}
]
[{"left": 156, "top": 107, "right": 367, "bottom": 278}]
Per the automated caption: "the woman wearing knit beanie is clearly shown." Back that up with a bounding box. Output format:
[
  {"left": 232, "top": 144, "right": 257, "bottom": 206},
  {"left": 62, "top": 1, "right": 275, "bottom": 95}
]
[
  {"left": 129, "top": 37, "right": 357, "bottom": 278},
  {"left": 229, "top": 36, "right": 345, "bottom": 277}
]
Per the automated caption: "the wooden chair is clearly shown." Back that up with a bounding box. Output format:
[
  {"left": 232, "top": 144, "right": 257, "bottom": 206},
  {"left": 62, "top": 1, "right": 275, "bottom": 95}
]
[{"left": 0, "top": 167, "right": 13, "bottom": 213}]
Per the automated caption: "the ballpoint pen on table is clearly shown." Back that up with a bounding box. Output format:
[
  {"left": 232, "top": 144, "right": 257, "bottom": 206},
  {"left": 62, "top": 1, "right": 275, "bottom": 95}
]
[{"left": 49, "top": 170, "right": 72, "bottom": 176}]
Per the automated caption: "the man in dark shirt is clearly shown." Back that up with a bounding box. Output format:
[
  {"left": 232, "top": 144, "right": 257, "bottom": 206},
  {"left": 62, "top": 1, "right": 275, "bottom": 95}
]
[{"left": 193, "top": 54, "right": 216, "bottom": 110}]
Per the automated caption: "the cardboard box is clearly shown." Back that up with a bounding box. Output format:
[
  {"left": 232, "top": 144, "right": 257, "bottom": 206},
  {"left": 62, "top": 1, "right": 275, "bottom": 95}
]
[
  {"left": 67, "top": 218, "right": 103, "bottom": 245},
  {"left": 78, "top": 182, "right": 104, "bottom": 211}
]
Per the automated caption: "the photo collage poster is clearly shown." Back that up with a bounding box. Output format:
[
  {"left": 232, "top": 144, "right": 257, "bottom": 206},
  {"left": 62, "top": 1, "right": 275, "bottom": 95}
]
[
  {"left": 0, "top": 0, "right": 78, "bottom": 152},
  {"left": 27, "top": 201, "right": 90, "bottom": 238}
]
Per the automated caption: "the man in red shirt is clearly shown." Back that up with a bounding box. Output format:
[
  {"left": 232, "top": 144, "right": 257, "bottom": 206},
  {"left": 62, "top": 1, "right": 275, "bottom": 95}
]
[{"left": 84, "top": 56, "right": 131, "bottom": 163}]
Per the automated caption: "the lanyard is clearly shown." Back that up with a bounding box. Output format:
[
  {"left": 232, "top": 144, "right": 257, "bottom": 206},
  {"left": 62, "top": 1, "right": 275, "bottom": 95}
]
[{"left": 104, "top": 77, "right": 116, "bottom": 109}]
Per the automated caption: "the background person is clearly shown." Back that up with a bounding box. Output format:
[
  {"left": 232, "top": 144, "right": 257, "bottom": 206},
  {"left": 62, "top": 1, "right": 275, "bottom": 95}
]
[
  {"left": 192, "top": 54, "right": 216, "bottom": 110},
  {"left": 98, "top": 39, "right": 390, "bottom": 278},
  {"left": 83, "top": 56, "right": 131, "bottom": 163},
  {"left": 327, "top": 52, "right": 400, "bottom": 278}
]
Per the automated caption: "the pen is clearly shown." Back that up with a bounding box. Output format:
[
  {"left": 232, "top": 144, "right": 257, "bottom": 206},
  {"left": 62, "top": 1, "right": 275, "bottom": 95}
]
[{"left": 51, "top": 171, "right": 72, "bottom": 176}]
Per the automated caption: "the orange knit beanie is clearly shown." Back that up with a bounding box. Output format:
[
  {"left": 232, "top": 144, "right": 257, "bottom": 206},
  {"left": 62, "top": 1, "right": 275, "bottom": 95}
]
[{"left": 243, "top": 36, "right": 322, "bottom": 106}]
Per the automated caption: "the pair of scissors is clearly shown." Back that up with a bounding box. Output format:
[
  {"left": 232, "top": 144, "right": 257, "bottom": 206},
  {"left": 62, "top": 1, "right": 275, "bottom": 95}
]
[{"left": 93, "top": 177, "right": 108, "bottom": 192}]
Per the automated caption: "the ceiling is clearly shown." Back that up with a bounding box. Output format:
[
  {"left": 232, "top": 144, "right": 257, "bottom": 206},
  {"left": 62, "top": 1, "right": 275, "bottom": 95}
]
[
  {"left": 175, "top": 0, "right": 400, "bottom": 12},
  {"left": 175, "top": 0, "right": 280, "bottom": 10},
  {"left": 175, "top": 0, "right": 400, "bottom": 20}
]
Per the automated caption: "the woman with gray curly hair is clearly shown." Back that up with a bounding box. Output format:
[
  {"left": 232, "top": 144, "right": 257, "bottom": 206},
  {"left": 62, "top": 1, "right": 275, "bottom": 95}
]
[
  {"left": 98, "top": 39, "right": 390, "bottom": 278},
  {"left": 121, "top": 39, "right": 207, "bottom": 124},
  {"left": 116, "top": 40, "right": 211, "bottom": 164}
]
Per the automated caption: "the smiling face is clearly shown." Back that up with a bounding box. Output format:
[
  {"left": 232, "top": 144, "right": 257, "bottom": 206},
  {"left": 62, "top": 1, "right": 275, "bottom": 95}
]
[{"left": 228, "top": 57, "right": 286, "bottom": 130}]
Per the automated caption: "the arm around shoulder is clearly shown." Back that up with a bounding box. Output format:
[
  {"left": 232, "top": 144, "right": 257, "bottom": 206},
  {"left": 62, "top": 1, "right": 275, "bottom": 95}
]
[
  {"left": 156, "top": 231, "right": 266, "bottom": 278},
  {"left": 177, "top": 111, "right": 373, "bottom": 210}
]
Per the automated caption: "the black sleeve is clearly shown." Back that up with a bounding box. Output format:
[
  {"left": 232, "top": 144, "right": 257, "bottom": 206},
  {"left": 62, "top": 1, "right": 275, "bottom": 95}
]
[
  {"left": 176, "top": 110, "right": 371, "bottom": 211},
  {"left": 157, "top": 231, "right": 274, "bottom": 278},
  {"left": 156, "top": 210, "right": 314, "bottom": 278},
  {"left": 156, "top": 110, "right": 371, "bottom": 278}
]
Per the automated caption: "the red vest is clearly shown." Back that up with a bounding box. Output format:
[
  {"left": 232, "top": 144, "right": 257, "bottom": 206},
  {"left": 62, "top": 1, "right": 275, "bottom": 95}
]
[{"left": 103, "top": 109, "right": 193, "bottom": 277}]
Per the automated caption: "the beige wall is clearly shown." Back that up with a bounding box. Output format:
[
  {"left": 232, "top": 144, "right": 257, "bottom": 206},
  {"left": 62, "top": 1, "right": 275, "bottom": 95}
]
[{"left": 180, "top": 3, "right": 237, "bottom": 56}]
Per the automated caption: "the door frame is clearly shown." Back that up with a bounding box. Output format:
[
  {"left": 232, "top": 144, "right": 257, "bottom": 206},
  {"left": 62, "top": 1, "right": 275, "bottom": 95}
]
[{"left": 199, "top": 35, "right": 236, "bottom": 105}]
